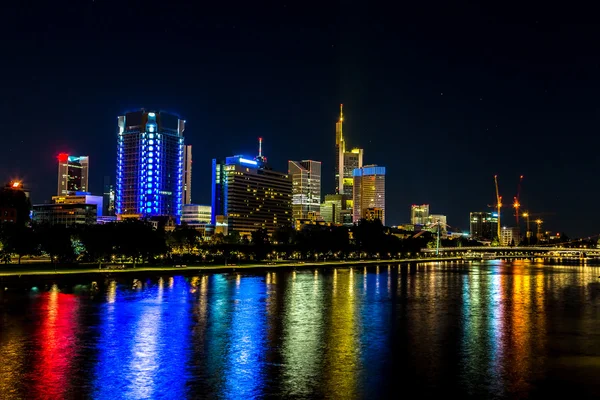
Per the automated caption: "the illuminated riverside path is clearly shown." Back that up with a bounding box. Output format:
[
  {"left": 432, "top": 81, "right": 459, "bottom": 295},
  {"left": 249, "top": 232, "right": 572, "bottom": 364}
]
[{"left": 2, "top": 260, "right": 600, "bottom": 398}]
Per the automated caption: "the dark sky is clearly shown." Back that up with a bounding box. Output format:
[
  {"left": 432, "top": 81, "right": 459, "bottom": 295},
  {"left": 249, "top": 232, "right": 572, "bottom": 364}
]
[{"left": 1, "top": 2, "right": 599, "bottom": 236}]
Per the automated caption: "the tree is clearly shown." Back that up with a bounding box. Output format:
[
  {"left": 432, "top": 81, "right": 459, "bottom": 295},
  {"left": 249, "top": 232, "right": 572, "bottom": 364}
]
[
  {"left": 272, "top": 225, "right": 295, "bottom": 245},
  {"left": 36, "top": 223, "right": 75, "bottom": 264},
  {"left": 491, "top": 237, "right": 500, "bottom": 247},
  {"left": 251, "top": 228, "right": 270, "bottom": 260},
  {"left": 0, "top": 223, "right": 38, "bottom": 264},
  {"left": 224, "top": 231, "right": 241, "bottom": 245},
  {"left": 0, "top": 183, "right": 31, "bottom": 227},
  {"left": 77, "top": 224, "right": 115, "bottom": 265}
]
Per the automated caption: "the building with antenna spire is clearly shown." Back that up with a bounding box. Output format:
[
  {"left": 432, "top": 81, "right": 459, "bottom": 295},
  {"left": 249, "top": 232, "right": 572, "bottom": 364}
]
[
  {"left": 211, "top": 137, "right": 292, "bottom": 236},
  {"left": 333, "top": 104, "right": 364, "bottom": 214}
]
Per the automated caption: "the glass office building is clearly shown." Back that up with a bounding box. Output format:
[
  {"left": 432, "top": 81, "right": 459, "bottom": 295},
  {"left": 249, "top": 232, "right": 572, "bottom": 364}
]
[
  {"left": 288, "top": 160, "right": 321, "bottom": 220},
  {"left": 57, "top": 154, "right": 89, "bottom": 195},
  {"left": 353, "top": 165, "right": 386, "bottom": 225},
  {"left": 212, "top": 155, "right": 292, "bottom": 235},
  {"left": 116, "top": 110, "right": 185, "bottom": 221}
]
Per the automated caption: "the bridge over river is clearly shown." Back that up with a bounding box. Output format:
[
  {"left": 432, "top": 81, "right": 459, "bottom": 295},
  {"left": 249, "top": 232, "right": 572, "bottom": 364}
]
[{"left": 420, "top": 246, "right": 600, "bottom": 258}]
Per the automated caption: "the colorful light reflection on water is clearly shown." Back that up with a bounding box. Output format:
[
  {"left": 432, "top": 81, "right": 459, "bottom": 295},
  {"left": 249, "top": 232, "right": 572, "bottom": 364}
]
[{"left": 1, "top": 261, "right": 600, "bottom": 399}]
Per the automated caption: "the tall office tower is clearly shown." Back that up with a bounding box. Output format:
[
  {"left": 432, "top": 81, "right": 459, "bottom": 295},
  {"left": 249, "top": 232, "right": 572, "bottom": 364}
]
[
  {"left": 57, "top": 154, "right": 89, "bottom": 195},
  {"left": 334, "top": 104, "right": 364, "bottom": 197},
  {"left": 115, "top": 110, "right": 185, "bottom": 221},
  {"left": 352, "top": 165, "right": 386, "bottom": 225},
  {"left": 212, "top": 151, "right": 292, "bottom": 235},
  {"left": 343, "top": 148, "right": 363, "bottom": 200},
  {"left": 288, "top": 160, "right": 321, "bottom": 220},
  {"left": 469, "top": 211, "right": 498, "bottom": 241},
  {"left": 335, "top": 104, "right": 345, "bottom": 194},
  {"left": 182, "top": 145, "right": 192, "bottom": 205},
  {"left": 410, "top": 204, "right": 430, "bottom": 225}
]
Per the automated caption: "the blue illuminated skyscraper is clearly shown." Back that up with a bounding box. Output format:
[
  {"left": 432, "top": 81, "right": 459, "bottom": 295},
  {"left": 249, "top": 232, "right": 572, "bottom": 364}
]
[{"left": 115, "top": 110, "right": 185, "bottom": 221}]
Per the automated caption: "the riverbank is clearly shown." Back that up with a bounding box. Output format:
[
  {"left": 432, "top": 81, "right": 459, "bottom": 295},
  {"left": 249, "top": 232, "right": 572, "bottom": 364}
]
[{"left": 0, "top": 257, "right": 463, "bottom": 277}]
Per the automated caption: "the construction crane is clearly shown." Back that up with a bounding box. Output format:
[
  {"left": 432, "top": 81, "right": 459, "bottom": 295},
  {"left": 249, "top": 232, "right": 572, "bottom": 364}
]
[
  {"left": 513, "top": 175, "right": 523, "bottom": 225},
  {"left": 494, "top": 175, "right": 502, "bottom": 241},
  {"left": 521, "top": 211, "right": 553, "bottom": 242}
]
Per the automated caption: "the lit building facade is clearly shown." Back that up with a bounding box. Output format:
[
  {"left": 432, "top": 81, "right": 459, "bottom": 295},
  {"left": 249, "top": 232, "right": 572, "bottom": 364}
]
[
  {"left": 288, "top": 160, "right": 321, "bottom": 220},
  {"left": 343, "top": 148, "right": 363, "bottom": 199},
  {"left": 32, "top": 203, "right": 97, "bottom": 225},
  {"left": 411, "top": 204, "right": 430, "bottom": 225},
  {"left": 353, "top": 165, "right": 386, "bottom": 225},
  {"left": 211, "top": 154, "right": 292, "bottom": 235},
  {"left": 181, "top": 204, "right": 211, "bottom": 226},
  {"left": 182, "top": 145, "right": 192, "bottom": 205},
  {"left": 52, "top": 194, "right": 103, "bottom": 217},
  {"left": 428, "top": 214, "right": 447, "bottom": 232},
  {"left": 115, "top": 110, "right": 185, "bottom": 221},
  {"left": 363, "top": 207, "right": 384, "bottom": 222},
  {"left": 320, "top": 194, "right": 351, "bottom": 224},
  {"left": 469, "top": 211, "right": 498, "bottom": 241},
  {"left": 501, "top": 226, "right": 521, "bottom": 246},
  {"left": 57, "top": 154, "right": 89, "bottom": 195}
]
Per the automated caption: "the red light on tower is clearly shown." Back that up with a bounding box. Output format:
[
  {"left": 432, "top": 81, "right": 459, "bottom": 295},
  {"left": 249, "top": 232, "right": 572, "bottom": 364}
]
[
  {"left": 11, "top": 181, "right": 20, "bottom": 188},
  {"left": 58, "top": 153, "right": 69, "bottom": 162}
]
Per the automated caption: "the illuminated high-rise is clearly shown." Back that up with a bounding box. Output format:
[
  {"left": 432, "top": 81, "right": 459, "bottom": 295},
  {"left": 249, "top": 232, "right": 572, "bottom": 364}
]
[
  {"left": 212, "top": 144, "right": 292, "bottom": 235},
  {"left": 470, "top": 211, "right": 498, "bottom": 241},
  {"left": 353, "top": 165, "right": 386, "bottom": 225},
  {"left": 343, "top": 148, "right": 363, "bottom": 199},
  {"left": 288, "top": 160, "right": 321, "bottom": 220},
  {"left": 57, "top": 154, "right": 89, "bottom": 195},
  {"left": 115, "top": 110, "right": 185, "bottom": 221},
  {"left": 182, "top": 145, "right": 192, "bottom": 205},
  {"left": 411, "top": 204, "right": 429, "bottom": 225},
  {"left": 334, "top": 104, "right": 364, "bottom": 196},
  {"left": 335, "top": 104, "right": 345, "bottom": 194}
]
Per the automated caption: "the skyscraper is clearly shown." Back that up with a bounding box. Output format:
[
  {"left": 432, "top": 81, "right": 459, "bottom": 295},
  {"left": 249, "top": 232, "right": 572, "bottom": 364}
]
[
  {"left": 288, "top": 160, "right": 321, "bottom": 220},
  {"left": 212, "top": 145, "right": 292, "bottom": 235},
  {"left": 411, "top": 204, "right": 430, "bottom": 225},
  {"left": 115, "top": 110, "right": 185, "bottom": 221},
  {"left": 334, "top": 104, "right": 364, "bottom": 196},
  {"left": 335, "top": 104, "right": 345, "bottom": 195},
  {"left": 57, "top": 153, "right": 89, "bottom": 195},
  {"left": 182, "top": 145, "right": 192, "bottom": 205},
  {"left": 343, "top": 148, "right": 363, "bottom": 200},
  {"left": 353, "top": 165, "right": 386, "bottom": 225},
  {"left": 470, "top": 212, "right": 498, "bottom": 241}
]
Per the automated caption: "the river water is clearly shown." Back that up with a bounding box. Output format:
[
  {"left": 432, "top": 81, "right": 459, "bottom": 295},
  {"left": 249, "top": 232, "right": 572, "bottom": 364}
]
[{"left": 1, "top": 260, "right": 600, "bottom": 399}]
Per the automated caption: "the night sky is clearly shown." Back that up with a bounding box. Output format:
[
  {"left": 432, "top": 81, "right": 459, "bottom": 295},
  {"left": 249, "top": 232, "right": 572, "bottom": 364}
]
[{"left": 2, "top": 2, "right": 599, "bottom": 236}]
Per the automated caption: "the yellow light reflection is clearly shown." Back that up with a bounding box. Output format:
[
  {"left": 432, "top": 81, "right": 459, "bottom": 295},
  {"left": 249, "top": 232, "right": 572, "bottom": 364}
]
[{"left": 325, "top": 269, "right": 358, "bottom": 397}]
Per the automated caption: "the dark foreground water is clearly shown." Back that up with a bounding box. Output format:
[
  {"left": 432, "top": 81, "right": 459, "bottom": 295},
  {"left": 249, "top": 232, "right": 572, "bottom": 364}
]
[{"left": 1, "top": 261, "right": 600, "bottom": 399}]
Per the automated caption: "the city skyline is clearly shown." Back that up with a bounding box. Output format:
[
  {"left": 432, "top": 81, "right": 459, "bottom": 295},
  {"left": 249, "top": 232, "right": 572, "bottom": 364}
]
[{"left": 2, "top": 3, "right": 600, "bottom": 236}]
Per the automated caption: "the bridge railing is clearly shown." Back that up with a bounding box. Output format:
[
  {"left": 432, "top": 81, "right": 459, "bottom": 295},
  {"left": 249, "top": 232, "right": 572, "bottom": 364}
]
[{"left": 420, "top": 246, "right": 600, "bottom": 253}]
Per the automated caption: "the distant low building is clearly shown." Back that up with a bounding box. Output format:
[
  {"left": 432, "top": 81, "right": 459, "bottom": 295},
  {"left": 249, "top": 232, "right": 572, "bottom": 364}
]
[
  {"left": 411, "top": 204, "right": 429, "bottom": 225},
  {"left": 52, "top": 193, "right": 103, "bottom": 217},
  {"left": 181, "top": 204, "right": 211, "bottom": 226},
  {"left": 363, "top": 207, "right": 384, "bottom": 222},
  {"left": 501, "top": 226, "right": 521, "bottom": 246},
  {"left": 32, "top": 203, "right": 97, "bottom": 225}
]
